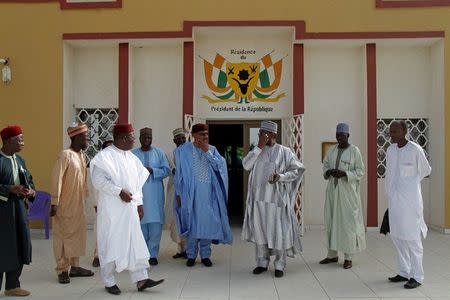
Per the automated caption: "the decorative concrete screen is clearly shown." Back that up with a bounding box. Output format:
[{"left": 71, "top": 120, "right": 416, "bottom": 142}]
[
  {"left": 75, "top": 108, "right": 119, "bottom": 163},
  {"left": 377, "top": 118, "right": 429, "bottom": 178},
  {"left": 282, "top": 114, "right": 304, "bottom": 235}
]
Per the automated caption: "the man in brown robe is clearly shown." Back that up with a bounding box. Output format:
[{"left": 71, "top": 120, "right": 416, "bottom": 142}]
[{"left": 50, "top": 122, "right": 94, "bottom": 284}]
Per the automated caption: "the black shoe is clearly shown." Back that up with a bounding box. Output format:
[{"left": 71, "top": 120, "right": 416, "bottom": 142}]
[
  {"left": 105, "top": 285, "right": 121, "bottom": 295},
  {"left": 274, "top": 270, "right": 284, "bottom": 278},
  {"left": 149, "top": 257, "right": 158, "bottom": 266},
  {"left": 252, "top": 267, "right": 268, "bottom": 275},
  {"left": 137, "top": 278, "right": 164, "bottom": 291},
  {"left": 69, "top": 266, "right": 94, "bottom": 277},
  {"left": 388, "top": 274, "right": 409, "bottom": 282},
  {"left": 173, "top": 251, "right": 187, "bottom": 259},
  {"left": 404, "top": 278, "right": 421, "bottom": 289},
  {"left": 92, "top": 257, "right": 100, "bottom": 268},
  {"left": 58, "top": 271, "right": 70, "bottom": 284},
  {"left": 186, "top": 258, "right": 195, "bottom": 267},
  {"left": 201, "top": 258, "right": 213, "bottom": 267}
]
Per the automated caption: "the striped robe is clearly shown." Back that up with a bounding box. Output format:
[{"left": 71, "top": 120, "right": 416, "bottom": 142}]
[{"left": 241, "top": 144, "right": 305, "bottom": 257}]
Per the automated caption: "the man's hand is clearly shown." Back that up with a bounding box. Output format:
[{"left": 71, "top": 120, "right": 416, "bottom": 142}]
[
  {"left": 9, "top": 185, "right": 27, "bottom": 197},
  {"left": 23, "top": 188, "right": 35, "bottom": 199},
  {"left": 334, "top": 170, "right": 347, "bottom": 178},
  {"left": 325, "top": 169, "right": 335, "bottom": 177},
  {"left": 146, "top": 167, "right": 153, "bottom": 175},
  {"left": 137, "top": 205, "right": 144, "bottom": 220},
  {"left": 119, "top": 189, "right": 133, "bottom": 203},
  {"left": 195, "top": 140, "right": 209, "bottom": 152},
  {"left": 50, "top": 205, "right": 57, "bottom": 217},
  {"left": 176, "top": 196, "right": 181, "bottom": 207},
  {"left": 269, "top": 174, "right": 280, "bottom": 184},
  {"left": 257, "top": 132, "right": 269, "bottom": 149}
]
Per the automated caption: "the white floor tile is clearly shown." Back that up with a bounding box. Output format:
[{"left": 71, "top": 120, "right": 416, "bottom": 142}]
[{"left": 14, "top": 227, "right": 450, "bottom": 300}]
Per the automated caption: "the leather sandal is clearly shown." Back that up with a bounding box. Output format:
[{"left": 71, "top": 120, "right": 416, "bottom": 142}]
[{"left": 319, "top": 257, "right": 338, "bottom": 264}]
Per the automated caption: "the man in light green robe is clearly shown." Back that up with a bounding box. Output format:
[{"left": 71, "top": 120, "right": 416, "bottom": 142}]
[{"left": 320, "top": 123, "right": 366, "bottom": 269}]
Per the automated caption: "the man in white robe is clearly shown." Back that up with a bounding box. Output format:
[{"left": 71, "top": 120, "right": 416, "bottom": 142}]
[
  {"left": 385, "top": 120, "right": 431, "bottom": 289},
  {"left": 90, "top": 124, "right": 164, "bottom": 295},
  {"left": 241, "top": 120, "right": 305, "bottom": 278},
  {"left": 165, "top": 128, "right": 187, "bottom": 259}
]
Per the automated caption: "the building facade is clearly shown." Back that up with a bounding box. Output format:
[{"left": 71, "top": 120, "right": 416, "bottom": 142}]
[{"left": 0, "top": 0, "right": 449, "bottom": 232}]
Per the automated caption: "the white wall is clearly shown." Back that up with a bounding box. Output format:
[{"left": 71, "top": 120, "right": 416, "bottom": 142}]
[
  {"left": 73, "top": 46, "right": 118, "bottom": 109},
  {"left": 131, "top": 43, "right": 183, "bottom": 156},
  {"left": 377, "top": 46, "right": 431, "bottom": 117},
  {"left": 304, "top": 46, "right": 366, "bottom": 225},
  {"left": 64, "top": 44, "right": 119, "bottom": 226},
  {"left": 376, "top": 45, "right": 436, "bottom": 226}
]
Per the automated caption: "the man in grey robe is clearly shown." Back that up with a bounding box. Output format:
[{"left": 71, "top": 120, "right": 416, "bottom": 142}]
[{"left": 241, "top": 120, "right": 305, "bottom": 278}]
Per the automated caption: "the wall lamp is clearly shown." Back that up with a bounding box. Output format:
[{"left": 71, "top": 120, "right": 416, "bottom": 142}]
[{"left": 0, "top": 58, "right": 11, "bottom": 84}]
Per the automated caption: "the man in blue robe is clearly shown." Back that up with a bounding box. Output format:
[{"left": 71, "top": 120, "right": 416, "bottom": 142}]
[
  {"left": 0, "top": 126, "right": 36, "bottom": 297},
  {"left": 132, "top": 127, "right": 170, "bottom": 265},
  {"left": 175, "top": 123, "right": 232, "bottom": 267}
]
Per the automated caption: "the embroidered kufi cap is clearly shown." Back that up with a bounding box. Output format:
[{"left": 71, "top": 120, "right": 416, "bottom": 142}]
[{"left": 260, "top": 121, "right": 278, "bottom": 134}]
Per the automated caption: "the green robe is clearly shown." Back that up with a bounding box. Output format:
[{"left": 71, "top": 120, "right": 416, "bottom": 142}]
[
  {"left": 0, "top": 152, "right": 34, "bottom": 272},
  {"left": 323, "top": 144, "right": 366, "bottom": 254}
]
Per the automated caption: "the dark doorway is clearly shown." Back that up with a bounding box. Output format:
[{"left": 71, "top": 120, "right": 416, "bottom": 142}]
[{"left": 208, "top": 124, "right": 244, "bottom": 221}]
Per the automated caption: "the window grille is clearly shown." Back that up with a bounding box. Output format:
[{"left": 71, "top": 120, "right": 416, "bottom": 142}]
[
  {"left": 377, "top": 118, "right": 429, "bottom": 178},
  {"left": 75, "top": 108, "right": 119, "bottom": 163}
]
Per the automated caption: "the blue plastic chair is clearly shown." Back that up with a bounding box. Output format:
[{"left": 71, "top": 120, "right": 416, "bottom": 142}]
[{"left": 27, "top": 191, "right": 51, "bottom": 239}]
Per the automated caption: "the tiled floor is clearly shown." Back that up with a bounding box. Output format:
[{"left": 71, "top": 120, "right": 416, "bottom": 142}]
[{"left": 3, "top": 227, "right": 450, "bottom": 299}]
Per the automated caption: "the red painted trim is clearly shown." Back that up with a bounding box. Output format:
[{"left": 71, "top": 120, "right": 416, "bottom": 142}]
[
  {"left": 366, "top": 44, "right": 378, "bottom": 227},
  {"left": 63, "top": 31, "right": 187, "bottom": 40},
  {"left": 183, "top": 41, "right": 194, "bottom": 125},
  {"left": 0, "top": 0, "right": 56, "bottom": 2},
  {"left": 59, "top": 0, "right": 121, "bottom": 9},
  {"left": 376, "top": 0, "right": 450, "bottom": 8},
  {"left": 300, "top": 31, "right": 444, "bottom": 39},
  {"left": 183, "top": 20, "right": 306, "bottom": 40},
  {"left": 64, "top": 30, "right": 445, "bottom": 41},
  {"left": 293, "top": 44, "right": 304, "bottom": 115},
  {"left": 118, "top": 43, "right": 128, "bottom": 123},
  {"left": 0, "top": 0, "right": 122, "bottom": 7},
  {"left": 63, "top": 20, "right": 306, "bottom": 40}
]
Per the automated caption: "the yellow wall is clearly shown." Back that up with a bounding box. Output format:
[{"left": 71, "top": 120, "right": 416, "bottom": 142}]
[{"left": 0, "top": 0, "right": 449, "bottom": 227}]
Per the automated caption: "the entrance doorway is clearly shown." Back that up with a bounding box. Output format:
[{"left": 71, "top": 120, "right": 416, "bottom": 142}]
[{"left": 207, "top": 120, "right": 282, "bottom": 224}]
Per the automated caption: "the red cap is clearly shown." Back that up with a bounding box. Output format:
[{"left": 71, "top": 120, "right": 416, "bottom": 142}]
[
  {"left": 192, "top": 123, "right": 208, "bottom": 134},
  {"left": 1, "top": 125, "right": 23, "bottom": 141},
  {"left": 113, "top": 123, "right": 134, "bottom": 135}
]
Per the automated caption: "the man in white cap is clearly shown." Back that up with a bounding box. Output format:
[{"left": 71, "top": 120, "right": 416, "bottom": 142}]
[
  {"left": 386, "top": 120, "right": 431, "bottom": 289},
  {"left": 165, "top": 128, "right": 187, "bottom": 259},
  {"left": 320, "top": 122, "right": 366, "bottom": 269},
  {"left": 241, "top": 120, "right": 305, "bottom": 278},
  {"left": 50, "top": 122, "right": 94, "bottom": 284}
]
